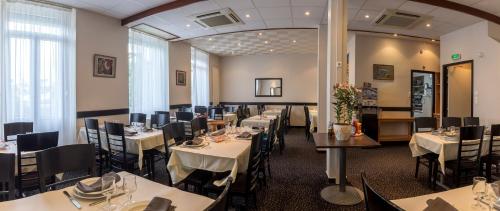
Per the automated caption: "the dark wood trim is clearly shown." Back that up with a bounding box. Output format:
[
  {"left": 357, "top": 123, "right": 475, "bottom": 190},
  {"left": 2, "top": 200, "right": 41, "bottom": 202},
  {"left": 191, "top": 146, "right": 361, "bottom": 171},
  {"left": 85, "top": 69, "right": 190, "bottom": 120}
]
[
  {"left": 378, "top": 107, "right": 412, "bottom": 112},
  {"left": 220, "top": 102, "right": 317, "bottom": 106},
  {"left": 77, "top": 108, "right": 129, "bottom": 118},
  {"left": 121, "top": 0, "right": 206, "bottom": 26},
  {"left": 349, "top": 29, "right": 438, "bottom": 42},
  {"left": 255, "top": 78, "right": 283, "bottom": 97},
  {"left": 410, "top": 70, "right": 436, "bottom": 117},
  {"left": 170, "top": 104, "right": 192, "bottom": 109},
  {"left": 409, "top": 0, "right": 500, "bottom": 26},
  {"left": 442, "top": 60, "right": 474, "bottom": 117}
]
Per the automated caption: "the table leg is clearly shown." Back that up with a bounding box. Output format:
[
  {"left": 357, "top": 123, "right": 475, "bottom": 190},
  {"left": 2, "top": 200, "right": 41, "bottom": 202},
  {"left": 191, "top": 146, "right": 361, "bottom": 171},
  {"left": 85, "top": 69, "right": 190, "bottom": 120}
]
[{"left": 320, "top": 148, "right": 364, "bottom": 205}]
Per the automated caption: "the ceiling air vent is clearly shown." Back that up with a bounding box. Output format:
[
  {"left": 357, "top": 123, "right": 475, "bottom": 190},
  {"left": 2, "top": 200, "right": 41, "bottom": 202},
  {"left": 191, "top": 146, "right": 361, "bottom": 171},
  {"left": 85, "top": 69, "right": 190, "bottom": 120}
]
[
  {"left": 191, "top": 8, "right": 243, "bottom": 28},
  {"left": 373, "top": 9, "right": 430, "bottom": 29}
]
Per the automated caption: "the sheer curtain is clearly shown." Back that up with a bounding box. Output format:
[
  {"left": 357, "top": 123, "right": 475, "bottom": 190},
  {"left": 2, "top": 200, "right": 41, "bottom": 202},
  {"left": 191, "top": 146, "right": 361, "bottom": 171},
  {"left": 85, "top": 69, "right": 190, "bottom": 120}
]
[
  {"left": 191, "top": 47, "right": 209, "bottom": 107},
  {"left": 0, "top": 1, "right": 76, "bottom": 145},
  {"left": 129, "top": 29, "right": 169, "bottom": 115}
]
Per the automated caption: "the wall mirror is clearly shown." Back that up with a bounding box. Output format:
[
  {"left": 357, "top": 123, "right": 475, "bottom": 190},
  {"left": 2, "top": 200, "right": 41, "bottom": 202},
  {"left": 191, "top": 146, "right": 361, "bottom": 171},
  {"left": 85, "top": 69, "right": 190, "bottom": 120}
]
[{"left": 255, "top": 78, "right": 282, "bottom": 97}]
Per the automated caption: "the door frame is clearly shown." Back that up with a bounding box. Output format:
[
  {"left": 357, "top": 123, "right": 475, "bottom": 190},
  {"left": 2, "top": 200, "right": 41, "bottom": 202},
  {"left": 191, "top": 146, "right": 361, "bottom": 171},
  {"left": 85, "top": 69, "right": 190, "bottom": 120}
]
[
  {"left": 410, "top": 70, "right": 436, "bottom": 117},
  {"left": 442, "top": 60, "right": 474, "bottom": 117}
]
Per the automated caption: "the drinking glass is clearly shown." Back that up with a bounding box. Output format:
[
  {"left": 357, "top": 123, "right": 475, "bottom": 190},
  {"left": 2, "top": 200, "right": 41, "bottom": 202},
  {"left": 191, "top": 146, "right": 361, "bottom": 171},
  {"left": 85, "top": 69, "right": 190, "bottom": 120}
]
[
  {"left": 122, "top": 175, "right": 137, "bottom": 206},
  {"left": 102, "top": 175, "right": 117, "bottom": 211},
  {"left": 472, "top": 176, "right": 487, "bottom": 209}
]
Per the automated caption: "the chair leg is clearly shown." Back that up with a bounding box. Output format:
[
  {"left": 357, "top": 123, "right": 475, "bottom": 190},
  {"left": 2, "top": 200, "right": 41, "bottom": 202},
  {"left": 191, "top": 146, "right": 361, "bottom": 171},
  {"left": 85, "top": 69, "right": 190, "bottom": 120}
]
[
  {"left": 267, "top": 156, "right": 272, "bottom": 178},
  {"left": 427, "top": 159, "right": 433, "bottom": 187},
  {"left": 415, "top": 156, "right": 420, "bottom": 178},
  {"left": 432, "top": 160, "right": 439, "bottom": 190}
]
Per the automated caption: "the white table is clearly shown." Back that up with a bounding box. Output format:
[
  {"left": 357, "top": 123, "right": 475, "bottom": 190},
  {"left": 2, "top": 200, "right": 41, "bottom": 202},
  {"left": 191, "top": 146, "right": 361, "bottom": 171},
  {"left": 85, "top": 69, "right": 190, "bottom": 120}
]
[
  {"left": 0, "top": 141, "right": 36, "bottom": 175},
  {"left": 240, "top": 115, "right": 277, "bottom": 129},
  {"left": 167, "top": 135, "right": 251, "bottom": 187},
  {"left": 309, "top": 109, "right": 318, "bottom": 133},
  {"left": 223, "top": 113, "right": 238, "bottom": 126},
  {"left": 78, "top": 127, "right": 165, "bottom": 170},
  {"left": 392, "top": 185, "right": 490, "bottom": 211},
  {"left": 409, "top": 132, "right": 491, "bottom": 174},
  {"left": 262, "top": 109, "right": 282, "bottom": 116},
  {"left": 0, "top": 171, "right": 214, "bottom": 211}
]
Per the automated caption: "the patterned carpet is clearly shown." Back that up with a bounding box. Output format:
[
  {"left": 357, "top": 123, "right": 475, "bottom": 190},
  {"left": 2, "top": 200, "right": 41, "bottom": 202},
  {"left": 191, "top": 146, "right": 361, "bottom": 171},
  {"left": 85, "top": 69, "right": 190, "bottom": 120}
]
[{"left": 150, "top": 128, "right": 442, "bottom": 211}]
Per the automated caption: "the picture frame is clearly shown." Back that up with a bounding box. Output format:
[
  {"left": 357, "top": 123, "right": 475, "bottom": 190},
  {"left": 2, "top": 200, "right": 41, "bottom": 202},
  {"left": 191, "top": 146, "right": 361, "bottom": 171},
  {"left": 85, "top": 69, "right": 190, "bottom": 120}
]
[
  {"left": 93, "top": 54, "right": 116, "bottom": 78},
  {"left": 373, "top": 64, "right": 394, "bottom": 80},
  {"left": 176, "top": 70, "right": 186, "bottom": 86}
]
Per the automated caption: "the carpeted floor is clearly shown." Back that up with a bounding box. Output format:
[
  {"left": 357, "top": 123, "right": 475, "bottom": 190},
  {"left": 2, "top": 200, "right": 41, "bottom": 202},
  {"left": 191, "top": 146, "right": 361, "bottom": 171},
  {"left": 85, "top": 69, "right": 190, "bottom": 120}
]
[{"left": 149, "top": 128, "right": 442, "bottom": 210}]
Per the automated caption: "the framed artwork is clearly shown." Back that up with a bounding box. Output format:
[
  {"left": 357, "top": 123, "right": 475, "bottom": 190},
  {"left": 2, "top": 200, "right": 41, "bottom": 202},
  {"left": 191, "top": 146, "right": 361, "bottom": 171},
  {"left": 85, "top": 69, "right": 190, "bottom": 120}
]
[
  {"left": 373, "top": 64, "right": 394, "bottom": 80},
  {"left": 176, "top": 70, "right": 186, "bottom": 86},
  {"left": 93, "top": 54, "right": 116, "bottom": 78}
]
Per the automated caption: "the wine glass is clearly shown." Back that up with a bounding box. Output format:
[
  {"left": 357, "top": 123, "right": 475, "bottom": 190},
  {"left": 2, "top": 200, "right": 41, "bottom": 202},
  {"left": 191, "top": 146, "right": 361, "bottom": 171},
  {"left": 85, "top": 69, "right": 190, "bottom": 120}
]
[
  {"left": 122, "top": 175, "right": 137, "bottom": 206},
  {"left": 472, "top": 176, "right": 487, "bottom": 209},
  {"left": 102, "top": 175, "right": 117, "bottom": 211}
]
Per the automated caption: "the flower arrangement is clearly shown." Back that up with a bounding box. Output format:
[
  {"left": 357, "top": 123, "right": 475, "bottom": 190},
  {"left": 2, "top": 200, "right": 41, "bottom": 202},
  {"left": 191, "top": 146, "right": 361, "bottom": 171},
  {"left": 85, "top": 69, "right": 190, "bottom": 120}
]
[{"left": 333, "top": 83, "right": 361, "bottom": 125}]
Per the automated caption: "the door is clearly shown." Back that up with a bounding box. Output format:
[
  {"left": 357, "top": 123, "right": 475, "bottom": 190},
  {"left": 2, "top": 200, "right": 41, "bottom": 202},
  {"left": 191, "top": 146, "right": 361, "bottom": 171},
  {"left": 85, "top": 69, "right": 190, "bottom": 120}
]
[{"left": 411, "top": 70, "right": 435, "bottom": 117}]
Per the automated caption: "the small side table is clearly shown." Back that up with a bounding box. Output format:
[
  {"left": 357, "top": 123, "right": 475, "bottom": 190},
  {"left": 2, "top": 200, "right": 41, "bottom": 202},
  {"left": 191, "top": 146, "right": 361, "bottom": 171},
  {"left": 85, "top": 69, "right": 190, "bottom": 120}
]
[{"left": 313, "top": 133, "right": 380, "bottom": 205}]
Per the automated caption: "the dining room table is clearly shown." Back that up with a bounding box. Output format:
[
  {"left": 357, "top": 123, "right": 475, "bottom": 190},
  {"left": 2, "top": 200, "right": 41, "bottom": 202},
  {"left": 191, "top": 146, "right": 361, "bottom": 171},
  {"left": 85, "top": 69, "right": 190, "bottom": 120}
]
[
  {"left": 0, "top": 171, "right": 214, "bottom": 211},
  {"left": 167, "top": 128, "right": 254, "bottom": 187},
  {"left": 240, "top": 115, "right": 277, "bottom": 129}
]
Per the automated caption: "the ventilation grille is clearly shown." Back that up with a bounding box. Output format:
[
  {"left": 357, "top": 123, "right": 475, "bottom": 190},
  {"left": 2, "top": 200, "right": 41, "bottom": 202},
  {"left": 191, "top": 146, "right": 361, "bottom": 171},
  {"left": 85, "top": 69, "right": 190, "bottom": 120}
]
[
  {"left": 373, "top": 9, "right": 430, "bottom": 29},
  {"left": 192, "top": 8, "right": 242, "bottom": 28}
]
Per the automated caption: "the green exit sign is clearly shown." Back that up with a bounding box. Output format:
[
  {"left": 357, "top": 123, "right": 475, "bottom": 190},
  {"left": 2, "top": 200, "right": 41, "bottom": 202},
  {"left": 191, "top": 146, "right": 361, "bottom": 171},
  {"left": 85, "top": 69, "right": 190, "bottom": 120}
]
[{"left": 451, "top": 53, "right": 461, "bottom": 60}]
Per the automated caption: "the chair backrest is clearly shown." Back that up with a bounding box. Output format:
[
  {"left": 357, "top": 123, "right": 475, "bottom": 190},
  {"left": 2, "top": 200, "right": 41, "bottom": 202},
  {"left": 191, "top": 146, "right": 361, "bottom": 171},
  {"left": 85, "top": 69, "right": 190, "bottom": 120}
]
[
  {"left": 130, "top": 113, "right": 146, "bottom": 125},
  {"left": 304, "top": 106, "right": 310, "bottom": 127},
  {"left": 361, "top": 172, "right": 403, "bottom": 211},
  {"left": 457, "top": 126, "right": 484, "bottom": 162},
  {"left": 166, "top": 122, "right": 186, "bottom": 144},
  {"left": 37, "top": 144, "right": 96, "bottom": 192},
  {"left": 84, "top": 118, "right": 104, "bottom": 165},
  {"left": 414, "top": 117, "right": 437, "bottom": 133},
  {"left": 179, "top": 107, "right": 192, "bottom": 112},
  {"left": 244, "top": 108, "right": 251, "bottom": 118},
  {"left": 191, "top": 118, "right": 204, "bottom": 138},
  {"left": 104, "top": 122, "right": 129, "bottom": 171},
  {"left": 3, "top": 122, "right": 33, "bottom": 142},
  {"left": 463, "top": 117, "right": 480, "bottom": 126},
  {"left": 287, "top": 105, "right": 292, "bottom": 121},
  {"left": 263, "top": 119, "right": 276, "bottom": 152},
  {"left": 194, "top": 106, "right": 208, "bottom": 115},
  {"left": 204, "top": 177, "right": 233, "bottom": 211},
  {"left": 442, "top": 117, "right": 461, "bottom": 128},
  {"left": 176, "top": 111, "right": 194, "bottom": 122},
  {"left": 210, "top": 107, "right": 224, "bottom": 120},
  {"left": 246, "top": 133, "right": 262, "bottom": 193},
  {"left": 16, "top": 131, "right": 59, "bottom": 192},
  {"left": 224, "top": 106, "right": 235, "bottom": 113},
  {"left": 0, "top": 153, "right": 15, "bottom": 201},
  {"left": 488, "top": 125, "right": 500, "bottom": 162}
]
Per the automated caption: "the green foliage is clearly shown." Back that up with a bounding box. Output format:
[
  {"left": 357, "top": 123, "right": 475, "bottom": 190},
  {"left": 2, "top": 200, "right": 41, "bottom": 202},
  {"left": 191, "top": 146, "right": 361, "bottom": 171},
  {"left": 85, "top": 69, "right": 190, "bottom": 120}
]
[{"left": 333, "top": 83, "right": 361, "bottom": 124}]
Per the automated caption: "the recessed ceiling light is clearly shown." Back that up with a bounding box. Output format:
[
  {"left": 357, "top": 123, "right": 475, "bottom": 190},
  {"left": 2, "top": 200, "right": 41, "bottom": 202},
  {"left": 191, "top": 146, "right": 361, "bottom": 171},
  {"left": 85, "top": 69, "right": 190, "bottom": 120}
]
[
  {"left": 292, "top": 40, "right": 297, "bottom": 43},
  {"left": 264, "top": 41, "right": 269, "bottom": 44},
  {"left": 208, "top": 38, "right": 213, "bottom": 41},
  {"left": 305, "top": 11, "right": 310, "bottom": 16},
  {"left": 393, "top": 33, "right": 398, "bottom": 37},
  {"left": 364, "top": 14, "right": 370, "bottom": 19},
  {"left": 431, "top": 39, "right": 436, "bottom": 42},
  {"left": 238, "top": 43, "right": 241, "bottom": 46},
  {"left": 426, "top": 23, "right": 431, "bottom": 27},
  {"left": 186, "top": 24, "right": 191, "bottom": 27},
  {"left": 245, "top": 14, "right": 251, "bottom": 18},
  {"left": 258, "top": 32, "right": 263, "bottom": 36},
  {"left": 270, "top": 49, "right": 274, "bottom": 52}
]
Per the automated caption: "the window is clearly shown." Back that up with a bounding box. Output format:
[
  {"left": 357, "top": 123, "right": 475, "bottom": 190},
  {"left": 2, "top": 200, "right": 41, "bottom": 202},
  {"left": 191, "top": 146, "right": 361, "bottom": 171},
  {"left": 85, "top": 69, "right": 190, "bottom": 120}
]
[
  {"left": 0, "top": 1, "right": 76, "bottom": 145},
  {"left": 191, "top": 47, "right": 210, "bottom": 107},
  {"left": 129, "top": 29, "right": 169, "bottom": 115}
]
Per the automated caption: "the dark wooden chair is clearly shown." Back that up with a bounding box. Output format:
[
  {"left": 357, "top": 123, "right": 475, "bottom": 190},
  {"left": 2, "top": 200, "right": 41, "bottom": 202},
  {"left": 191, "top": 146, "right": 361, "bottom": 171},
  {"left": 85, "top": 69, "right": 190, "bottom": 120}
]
[
  {"left": 195, "top": 106, "right": 208, "bottom": 115},
  {"left": 414, "top": 117, "right": 438, "bottom": 188},
  {"left": 442, "top": 117, "right": 461, "bottom": 128},
  {"left": 150, "top": 113, "right": 170, "bottom": 129},
  {"left": 259, "top": 119, "right": 276, "bottom": 184},
  {"left": 277, "top": 109, "right": 287, "bottom": 154},
  {"left": 443, "top": 126, "right": 485, "bottom": 187},
  {"left": 236, "top": 107, "right": 245, "bottom": 127},
  {"left": 84, "top": 118, "right": 108, "bottom": 176},
  {"left": 286, "top": 105, "right": 292, "bottom": 132},
  {"left": 224, "top": 106, "right": 235, "bottom": 113},
  {"left": 179, "top": 107, "right": 192, "bottom": 112},
  {"left": 304, "top": 106, "right": 312, "bottom": 141},
  {"left": 204, "top": 177, "right": 232, "bottom": 211},
  {"left": 485, "top": 124, "right": 500, "bottom": 182},
  {"left": 210, "top": 108, "right": 224, "bottom": 120},
  {"left": 0, "top": 153, "right": 15, "bottom": 201},
  {"left": 464, "top": 117, "right": 480, "bottom": 126},
  {"left": 361, "top": 172, "right": 404, "bottom": 211},
  {"left": 129, "top": 113, "right": 146, "bottom": 125},
  {"left": 104, "top": 122, "right": 138, "bottom": 173},
  {"left": 3, "top": 122, "right": 33, "bottom": 142},
  {"left": 16, "top": 132, "right": 59, "bottom": 196},
  {"left": 37, "top": 144, "right": 96, "bottom": 192},
  {"left": 176, "top": 111, "right": 194, "bottom": 122},
  {"left": 191, "top": 118, "right": 204, "bottom": 138},
  {"left": 204, "top": 133, "right": 263, "bottom": 208}
]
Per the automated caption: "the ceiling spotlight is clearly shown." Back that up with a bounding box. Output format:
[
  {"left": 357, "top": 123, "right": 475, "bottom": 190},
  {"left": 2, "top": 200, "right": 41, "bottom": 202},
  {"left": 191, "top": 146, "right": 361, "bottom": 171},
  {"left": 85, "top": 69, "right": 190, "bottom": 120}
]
[
  {"left": 270, "top": 49, "right": 274, "bottom": 52},
  {"left": 231, "top": 51, "right": 234, "bottom": 54},
  {"left": 431, "top": 39, "right": 436, "bottom": 42},
  {"left": 258, "top": 32, "right": 263, "bottom": 36},
  {"left": 238, "top": 43, "right": 242, "bottom": 46},
  {"left": 208, "top": 38, "right": 213, "bottom": 41},
  {"left": 305, "top": 11, "right": 310, "bottom": 16},
  {"left": 426, "top": 23, "right": 431, "bottom": 27},
  {"left": 393, "top": 33, "right": 398, "bottom": 37},
  {"left": 186, "top": 24, "right": 191, "bottom": 27},
  {"left": 292, "top": 40, "right": 297, "bottom": 43},
  {"left": 364, "top": 14, "right": 370, "bottom": 19},
  {"left": 245, "top": 14, "right": 251, "bottom": 18},
  {"left": 264, "top": 41, "right": 269, "bottom": 44}
]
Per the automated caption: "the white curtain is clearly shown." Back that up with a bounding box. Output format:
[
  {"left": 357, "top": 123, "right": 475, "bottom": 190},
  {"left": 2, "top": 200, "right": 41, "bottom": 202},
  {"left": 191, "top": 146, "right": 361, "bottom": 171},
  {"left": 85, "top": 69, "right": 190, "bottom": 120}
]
[
  {"left": 0, "top": 0, "right": 76, "bottom": 145},
  {"left": 129, "top": 29, "right": 169, "bottom": 115},
  {"left": 191, "top": 47, "right": 209, "bottom": 107}
]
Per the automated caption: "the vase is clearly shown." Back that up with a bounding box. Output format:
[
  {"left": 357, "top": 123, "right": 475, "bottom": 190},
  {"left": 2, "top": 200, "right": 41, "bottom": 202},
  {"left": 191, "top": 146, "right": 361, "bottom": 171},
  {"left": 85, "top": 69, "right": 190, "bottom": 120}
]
[{"left": 333, "top": 123, "right": 352, "bottom": 141}]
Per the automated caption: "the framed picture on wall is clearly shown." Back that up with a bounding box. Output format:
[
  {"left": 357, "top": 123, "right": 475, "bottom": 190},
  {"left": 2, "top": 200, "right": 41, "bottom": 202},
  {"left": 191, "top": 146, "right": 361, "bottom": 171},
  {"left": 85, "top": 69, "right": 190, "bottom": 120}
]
[
  {"left": 93, "top": 54, "right": 116, "bottom": 78},
  {"left": 176, "top": 70, "right": 186, "bottom": 86},
  {"left": 373, "top": 64, "right": 394, "bottom": 80}
]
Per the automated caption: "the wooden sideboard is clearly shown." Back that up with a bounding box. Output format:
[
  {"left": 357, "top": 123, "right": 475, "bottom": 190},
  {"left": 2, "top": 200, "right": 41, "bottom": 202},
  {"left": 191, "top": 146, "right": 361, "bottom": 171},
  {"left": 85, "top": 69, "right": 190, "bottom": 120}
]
[{"left": 377, "top": 117, "right": 414, "bottom": 142}]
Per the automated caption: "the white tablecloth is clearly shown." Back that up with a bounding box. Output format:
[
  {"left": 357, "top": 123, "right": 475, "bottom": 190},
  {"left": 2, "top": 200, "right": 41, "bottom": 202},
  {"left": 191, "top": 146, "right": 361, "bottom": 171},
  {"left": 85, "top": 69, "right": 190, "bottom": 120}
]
[
  {"left": 262, "top": 109, "right": 282, "bottom": 116},
  {"left": 223, "top": 113, "right": 238, "bottom": 126},
  {"left": 167, "top": 135, "right": 251, "bottom": 187},
  {"left": 309, "top": 110, "right": 318, "bottom": 133},
  {"left": 78, "top": 127, "right": 165, "bottom": 170},
  {"left": 0, "top": 171, "right": 214, "bottom": 211},
  {"left": 240, "top": 115, "right": 277, "bottom": 129},
  {"left": 409, "top": 132, "right": 491, "bottom": 174},
  {"left": 392, "top": 184, "right": 492, "bottom": 211},
  {"left": 0, "top": 141, "right": 36, "bottom": 175}
]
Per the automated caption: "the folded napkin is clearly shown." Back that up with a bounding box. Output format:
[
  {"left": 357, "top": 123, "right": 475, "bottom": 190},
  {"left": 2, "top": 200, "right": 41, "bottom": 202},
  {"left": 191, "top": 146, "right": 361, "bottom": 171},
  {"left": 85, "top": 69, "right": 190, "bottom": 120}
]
[
  {"left": 423, "top": 197, "right": 458, "bottom": 211},
  {"left": 211, "top": 129, "right": 226, "bottom": 136},
  {"left": 237, "top": 132, "right": 252, "bottom": 139},
  {"left": 144, "top": 197, "right": 172, "bottom": 211},
  {"left": 76, "top": 172, "right": 121, "bottom": 193}
]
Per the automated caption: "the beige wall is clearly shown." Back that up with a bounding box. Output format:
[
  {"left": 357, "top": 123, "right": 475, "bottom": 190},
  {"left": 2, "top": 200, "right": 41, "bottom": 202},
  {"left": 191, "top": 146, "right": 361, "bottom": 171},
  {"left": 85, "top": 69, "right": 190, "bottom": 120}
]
[
  {"left": 75, "top": 9, "right": 129, "bottom": 127},
  {"left": 354, "top": 34, "right": 440, "bottom": 109},
  {"left": 169, "top": 41, "right": 192, "bottom": 106},
  {"left": 210, "top": 54, "right": 221, "bottom": 105}
]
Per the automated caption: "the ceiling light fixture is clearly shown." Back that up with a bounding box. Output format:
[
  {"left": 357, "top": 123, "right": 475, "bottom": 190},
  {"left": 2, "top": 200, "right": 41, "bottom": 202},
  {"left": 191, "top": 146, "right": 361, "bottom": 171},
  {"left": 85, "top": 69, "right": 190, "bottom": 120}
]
[
  {"left": 258, "top": 32, "right": 263, "bottom": 36},
  {"left": 393, "top": 33, "right": 398, "bottom": 37},
  {"left": 245, "top": 14, "right": 251, "bottom": 18},
  {"left": 238, "top": 43, "right": 241, "bottom": 46},
  {"left": 186, "top": 24, "right": 191, "bottom": 27},
  {"left": 426, "top": 23, "right": 431, "bottom": 27},
  {"left": 292, "top": 40, "right": 297, "bottom": 43},
  {"left": 270, "top": 49, "right": 274, "bottom": 52},
  {"left": 264, "top": 41, "right": 269, "bottom": 44},
  {"left": 305, "top": 11, "right": 310, "bottom": 16},
  {"left": 208, "top": 38, "right": 213, "bottom": 41},
  {"left": 364, "top": 14, "right": 370, "bottom": 19},
  {"left": 431, "top": 39, "right": 436, "bottom": 42}
]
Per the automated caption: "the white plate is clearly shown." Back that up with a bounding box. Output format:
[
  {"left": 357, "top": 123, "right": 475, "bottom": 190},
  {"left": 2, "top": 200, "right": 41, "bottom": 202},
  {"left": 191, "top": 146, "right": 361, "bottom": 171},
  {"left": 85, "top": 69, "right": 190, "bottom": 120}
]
[
  {"left": 121, "top": 201, "right": 150, "bottom": 211},
  {"left": 182, "top": 141, "right": 207, "bottom": 148},
  {"left": 73, "top": 188, "right": 105, "bottom": 199}
]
